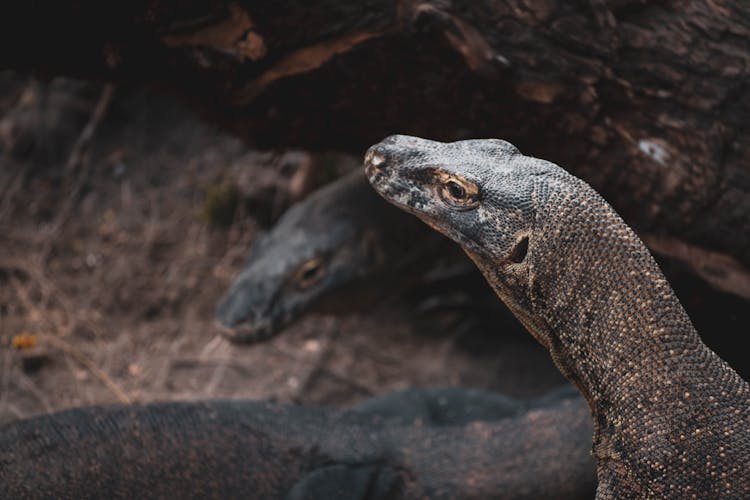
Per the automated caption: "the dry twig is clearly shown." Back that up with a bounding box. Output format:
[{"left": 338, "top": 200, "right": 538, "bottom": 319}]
[
  {"left": 14, "top": 372, "right": 54, "bottom": 413},
  {"left": 39, "top": 84, "right": 115, "bottom": 265},
  {"left": 39, "top": 334, "right": 131, "bottom": 405},
  {"left": 0, "top": 157, "right": 33, "bottom": 223},
  {"left": 64, "top": 84, "right": 115, "bottom": 175}
]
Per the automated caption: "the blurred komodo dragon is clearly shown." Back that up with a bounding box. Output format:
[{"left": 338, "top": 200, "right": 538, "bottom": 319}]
[
  {"left": 365, "top": 135, "right": 750, "bottom": 498},
  {"left": 1, "top": 387, "right": 595, "bottom": 499},
  {"left": 215, "top": 170, "right": 450, "bottom": 343}
]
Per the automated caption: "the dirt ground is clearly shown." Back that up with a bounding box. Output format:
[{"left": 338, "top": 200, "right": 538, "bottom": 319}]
[{"left": 0, "top": 75, "right": 567, "bottom": 426}]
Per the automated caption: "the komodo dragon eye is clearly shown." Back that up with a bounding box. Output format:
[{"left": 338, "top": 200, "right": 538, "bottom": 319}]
[
  {"left": 436, "top": 172, "right": 480, "bottom": 210},
  {"left": 446, "top": 181, "right": 466, "bottom": 199},
  {"left": 294, "top": 257, "right": 326, "bottom": 290}
]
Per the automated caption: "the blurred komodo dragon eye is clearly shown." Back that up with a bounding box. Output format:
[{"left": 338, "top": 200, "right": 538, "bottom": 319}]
[{"left": 294, "top": 256, "right": 326, "bottom": 290}]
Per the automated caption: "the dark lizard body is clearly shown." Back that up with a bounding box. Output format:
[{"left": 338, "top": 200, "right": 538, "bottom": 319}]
[
  {"left": 215, "top": 170, "right": 447, "bottom": 342},
  {"left": 1, "top": 387, "right": 594, "bottom": 499},
  {"left": 365, "top": 135, "right": 750, "bottom": 498}
]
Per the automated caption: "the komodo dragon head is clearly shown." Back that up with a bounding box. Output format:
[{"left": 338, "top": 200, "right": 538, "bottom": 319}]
[
  {"left": 364, "top": 135, "right": 557, "bottom": 351},
  {"left": 216, "top": 170, "right": 435, "bottom": 342}
]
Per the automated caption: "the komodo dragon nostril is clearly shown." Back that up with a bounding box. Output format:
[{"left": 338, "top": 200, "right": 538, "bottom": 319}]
[{"left": 365, "top": 148, "right": 387, "bottom": 170}]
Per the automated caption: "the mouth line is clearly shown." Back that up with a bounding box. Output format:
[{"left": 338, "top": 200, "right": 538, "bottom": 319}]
[
  {"left": 215, "top": 319, "right": 277, "bottom": 344},
  {"left": 215, "top": 296, "right": 312, "bottom": 344}
]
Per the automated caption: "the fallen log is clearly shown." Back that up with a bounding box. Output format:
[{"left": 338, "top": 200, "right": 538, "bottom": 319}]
[{"left": 3, "top": 0, "right": 750, "bottom": 297}]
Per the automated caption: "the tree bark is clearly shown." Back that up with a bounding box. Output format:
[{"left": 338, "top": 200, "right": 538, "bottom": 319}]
[{"left": 4, "top": 0, "right": 750, "bottom": 298}]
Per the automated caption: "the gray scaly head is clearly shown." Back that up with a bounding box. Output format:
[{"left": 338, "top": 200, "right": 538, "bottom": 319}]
[
  {"left": 365, "top": 134, "right": 750, "bottom": 498},
  {"left": 215, "top": 170, "right": 435, "bottom": 342}
]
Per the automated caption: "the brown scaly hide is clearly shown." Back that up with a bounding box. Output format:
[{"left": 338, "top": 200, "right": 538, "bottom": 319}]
[
  {"left": 365, "top": 135, "right": 750, "bottom": 498},
  {"left": 2, "top": 1, "right": 750, "bottom": 297}
]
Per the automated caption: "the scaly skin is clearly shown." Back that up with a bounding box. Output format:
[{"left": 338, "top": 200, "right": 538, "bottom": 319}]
[
  {"left": 0, "top": 388, "right": 594, "bottom": 499},
  {"left": 215, "top": 170, "right": 443, "bottom": 342},
  {"left": 365, "top": 135, "right": 750, "bottom": 498}
]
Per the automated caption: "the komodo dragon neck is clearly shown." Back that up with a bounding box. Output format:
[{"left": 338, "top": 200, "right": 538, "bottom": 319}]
[
  {"left": 364, "top": 134, "right": 750, "bottom": 498},
  {"left": 526, "top": 182, "right": 750, "bottom": 497}
]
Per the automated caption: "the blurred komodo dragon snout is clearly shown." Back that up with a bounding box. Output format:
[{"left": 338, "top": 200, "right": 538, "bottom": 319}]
[{"left": 215, "top": 273, "right": 278, "bottom": 342}]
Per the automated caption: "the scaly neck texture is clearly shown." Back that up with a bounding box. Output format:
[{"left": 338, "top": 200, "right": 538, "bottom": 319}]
[{"left": 528, "top": 178, "right": 749, "bottom": 497}]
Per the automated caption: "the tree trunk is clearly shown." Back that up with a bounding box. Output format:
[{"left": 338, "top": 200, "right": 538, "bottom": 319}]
[{"left": 4, "top": 0, "right": 750, "bottom": 298}]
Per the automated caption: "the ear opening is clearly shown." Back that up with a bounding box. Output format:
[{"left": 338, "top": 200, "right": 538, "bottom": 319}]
[{"left": 509, "top": 235, "right": 529, "bottom": 264}]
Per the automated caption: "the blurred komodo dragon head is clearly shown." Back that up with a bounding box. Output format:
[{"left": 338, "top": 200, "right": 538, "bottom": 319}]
[{"left": 215, "top": 170, "right": 440, "bottom": 343}]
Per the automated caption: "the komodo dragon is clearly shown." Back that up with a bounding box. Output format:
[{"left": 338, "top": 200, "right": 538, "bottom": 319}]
[
  {"left": 215, "top": 170, "right": 447, "bottom": 342},
  {"left": 364, "top": 135, "right": 750, "bottom": 498},
  {"left": 1, "top": 387, "right": 594, "bottom": 499}
]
